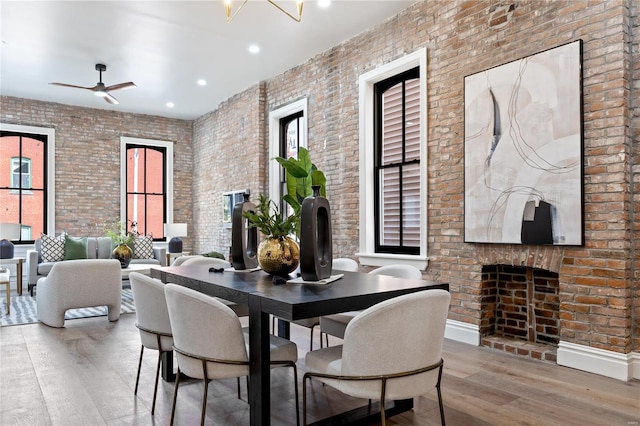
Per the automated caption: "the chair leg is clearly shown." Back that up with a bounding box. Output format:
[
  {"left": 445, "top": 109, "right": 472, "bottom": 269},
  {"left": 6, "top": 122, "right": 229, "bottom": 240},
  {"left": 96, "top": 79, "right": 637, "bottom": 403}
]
[
  {"left": 236, "top": 377, "right": 241, "bottom": 399},
  {"left": 201, "top": 361, "right": 209, "bottom": 426},
  {"left": 134, "top": 345, "right": 144, "bottom": 395},
  {"left": 437, "top": 363, "right": 446, "bottom": 425},
  {"left": 302, "top": 375, "right": 309, "bottom": 426},
  {"left": 379, "top": 379, "right": 387, "bottom": 426},
  {"left": 151, "top": 349, "right": 162, "bottom": 415},
  {"left": 170, "top": 367, "right": 181, "bottom": 426},
  {"left": 291, "top": 363, "right": 300, "bottom": 426},
  {"left": 309, "top": 326, "right": 315, "bottom": 351}
]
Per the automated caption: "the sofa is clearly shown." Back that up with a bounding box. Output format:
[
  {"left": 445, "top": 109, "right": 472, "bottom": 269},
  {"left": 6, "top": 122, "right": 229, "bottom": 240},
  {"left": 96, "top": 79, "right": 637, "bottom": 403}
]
[
  {"left": 27, "top": 235, "right": 166, "bottom": 296},
  {"left": 37, "top": 259, "right": 122, "bottom": 327}
]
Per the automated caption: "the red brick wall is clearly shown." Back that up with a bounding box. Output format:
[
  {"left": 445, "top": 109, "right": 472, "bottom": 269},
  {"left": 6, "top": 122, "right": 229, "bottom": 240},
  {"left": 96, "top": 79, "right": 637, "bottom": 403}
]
[
  {"left": 191, "top": 83, "right": 267, "bottom": 255},
  {"left": 630, "top": 0, "right": 640, "bottom": 353},
  {"left": 0, "top": 97, "right": 193, "bottom": 248},
  {"left": 206, "top": 0, "right": 635, "bottom": 354}
]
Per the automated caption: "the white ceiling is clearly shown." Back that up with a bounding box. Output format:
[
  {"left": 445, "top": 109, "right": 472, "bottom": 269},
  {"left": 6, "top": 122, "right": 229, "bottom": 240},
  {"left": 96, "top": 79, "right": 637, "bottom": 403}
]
[{"left": 0, "top": 0, "right": 417, "bottom": 120}]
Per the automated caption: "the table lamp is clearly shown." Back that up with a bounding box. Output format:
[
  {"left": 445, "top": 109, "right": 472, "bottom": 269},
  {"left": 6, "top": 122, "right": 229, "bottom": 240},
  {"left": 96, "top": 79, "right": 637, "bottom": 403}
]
[
  {"left": 164, "top": 223, "right": 187, "bottom": 253},
  {"left": 0, "top": 223, "right": 21, "bottom": 259}
]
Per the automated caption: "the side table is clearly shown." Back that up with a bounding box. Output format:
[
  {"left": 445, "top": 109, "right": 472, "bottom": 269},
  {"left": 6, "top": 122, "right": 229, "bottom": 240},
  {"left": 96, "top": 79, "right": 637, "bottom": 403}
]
[{"left": 0, "top": 257, "right": 24, "bottom": 296}]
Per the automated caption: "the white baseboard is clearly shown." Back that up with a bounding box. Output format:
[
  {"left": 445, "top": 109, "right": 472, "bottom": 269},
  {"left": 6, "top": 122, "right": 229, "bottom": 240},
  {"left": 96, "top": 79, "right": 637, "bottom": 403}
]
[
  {"left": 445, "top": 319, "right": 480, "bottom": 346},
  {"left": 444, "top": 321, "right": 639, "bottom": 381},
  {"left": 557, "top": 341, "right": 636, "bottom": 381}
]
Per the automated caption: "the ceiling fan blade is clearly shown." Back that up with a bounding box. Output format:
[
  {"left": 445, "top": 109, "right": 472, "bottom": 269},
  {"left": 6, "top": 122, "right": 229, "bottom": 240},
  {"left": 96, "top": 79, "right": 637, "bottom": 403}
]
[
  {"left": 49, "top": 82, "right": 97, "bottom": 91},
  {"left": 104, "top": 82, "right": 136, "bottom": 92},
  {"left": 103, "top": 92, "right": 119, "bottom": 105}
]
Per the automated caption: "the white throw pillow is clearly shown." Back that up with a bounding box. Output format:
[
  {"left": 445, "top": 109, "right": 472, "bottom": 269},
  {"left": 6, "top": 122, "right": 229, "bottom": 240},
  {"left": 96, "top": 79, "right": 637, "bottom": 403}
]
[
  {"left": 41, "top": 233, "right": 66, "bottom": 262},
  {"left": 133, "top": 235, "right": 154, "bottom": 259}
]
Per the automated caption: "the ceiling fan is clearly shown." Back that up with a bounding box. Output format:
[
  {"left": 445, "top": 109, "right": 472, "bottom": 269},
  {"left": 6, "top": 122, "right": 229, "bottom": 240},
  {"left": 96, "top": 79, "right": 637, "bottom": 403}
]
[{"left": 49, "top": 63, "right": 136, "bottom": 105}]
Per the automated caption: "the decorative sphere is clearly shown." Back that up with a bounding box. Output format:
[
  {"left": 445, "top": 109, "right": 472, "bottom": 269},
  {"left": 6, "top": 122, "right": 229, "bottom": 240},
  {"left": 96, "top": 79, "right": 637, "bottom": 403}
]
[{"left": 257, "top": 236, "right": 300, "bottom": 276}]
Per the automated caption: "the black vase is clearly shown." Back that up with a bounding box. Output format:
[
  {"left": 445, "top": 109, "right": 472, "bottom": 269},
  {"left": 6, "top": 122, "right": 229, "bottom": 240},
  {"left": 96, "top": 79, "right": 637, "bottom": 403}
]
[
  {"left": 300, "top": 185, "right": 332, "bottom": 281},
  {"left": 231, "top": 191, "right": 258, "bottom": 270}
]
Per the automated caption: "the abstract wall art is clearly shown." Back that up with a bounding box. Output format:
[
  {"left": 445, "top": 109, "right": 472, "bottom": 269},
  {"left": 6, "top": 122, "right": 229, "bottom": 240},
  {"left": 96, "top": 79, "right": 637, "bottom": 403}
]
[{"left": 464, "top": 40, "right": 583, "bottom": 245}]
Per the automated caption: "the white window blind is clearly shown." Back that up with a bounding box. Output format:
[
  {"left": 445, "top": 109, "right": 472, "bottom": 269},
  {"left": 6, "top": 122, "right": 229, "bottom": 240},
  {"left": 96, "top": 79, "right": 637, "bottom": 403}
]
[{"left": 378, "top": 76, "right": 420, "bottom": 250}]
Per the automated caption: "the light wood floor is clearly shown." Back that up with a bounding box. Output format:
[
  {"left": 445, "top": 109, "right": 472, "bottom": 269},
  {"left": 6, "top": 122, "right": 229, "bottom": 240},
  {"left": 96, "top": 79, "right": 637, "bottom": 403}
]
[{"left": 1, "top": 311, "right": 639, "bottom": 425}]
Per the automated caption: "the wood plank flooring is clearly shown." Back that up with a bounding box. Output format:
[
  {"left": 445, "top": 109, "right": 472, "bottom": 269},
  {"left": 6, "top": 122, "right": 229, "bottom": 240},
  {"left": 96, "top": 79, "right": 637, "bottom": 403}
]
[{"left": 1, "top": 311, "right": 639, "bottom": 425}]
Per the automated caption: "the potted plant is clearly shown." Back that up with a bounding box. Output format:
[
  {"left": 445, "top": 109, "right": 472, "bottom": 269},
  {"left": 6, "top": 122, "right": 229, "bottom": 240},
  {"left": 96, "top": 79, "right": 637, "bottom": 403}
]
[
  {"left": 274, "top": 147, "right": 326, "bottom": 218},
  {"left": 243, "top": 195, "right": 300, "bottom": 276},
  {"left": 243, "top": 148, "right": 327, "bottom": 276},
  {"left": 104, "top": 220, "right": 137, "bottom": 268}
]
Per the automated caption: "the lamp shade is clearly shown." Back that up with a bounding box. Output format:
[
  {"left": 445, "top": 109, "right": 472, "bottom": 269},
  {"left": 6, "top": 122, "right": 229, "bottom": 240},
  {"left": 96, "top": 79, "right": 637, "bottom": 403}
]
[
  {"left": 0, "top": 223, "right": 21, "bottom": 259},
  {"left": 164, "top": 223, "right": 187, "bottom": 239},
  {"left": 164, "top": 223, "right": 188, "bottom": 254}
]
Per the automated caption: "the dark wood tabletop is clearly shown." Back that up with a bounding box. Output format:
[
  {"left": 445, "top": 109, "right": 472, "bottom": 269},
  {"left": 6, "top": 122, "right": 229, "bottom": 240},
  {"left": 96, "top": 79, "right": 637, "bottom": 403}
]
[{"left": 150, "top": 265, "right": 449, "bottom": 426}]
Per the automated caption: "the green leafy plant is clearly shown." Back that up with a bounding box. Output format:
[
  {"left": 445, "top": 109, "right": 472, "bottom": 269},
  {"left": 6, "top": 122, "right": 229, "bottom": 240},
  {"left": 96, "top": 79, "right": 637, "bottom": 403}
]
[
  {"left": 104, "top": 220, "right": 137, "bottom": 246},
  {"left": 273, "top": 147, "right": 326, "bottom": 216},
  {"left": 243, "top": 194, "right": 299, "bottom": 238}
]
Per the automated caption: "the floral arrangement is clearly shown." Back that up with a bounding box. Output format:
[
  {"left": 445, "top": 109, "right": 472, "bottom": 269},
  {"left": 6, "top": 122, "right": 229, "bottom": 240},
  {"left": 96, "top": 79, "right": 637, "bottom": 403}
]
[
  {"left": 104, "top": 220, "right": 138, "bottom": 246},
  {"left": 242, "top": 194, "right": 299, "bottom": 238}
]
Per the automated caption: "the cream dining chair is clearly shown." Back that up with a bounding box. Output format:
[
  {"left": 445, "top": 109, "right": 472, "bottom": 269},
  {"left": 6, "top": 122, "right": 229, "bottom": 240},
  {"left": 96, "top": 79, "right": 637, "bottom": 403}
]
[
  {"left": 179, "top": 256, "right": 249, "bottom": 317},
  {"left": 319, "top": 264, "right": 422, "bottom": 342},
  {"left": 303, "top": 289, "right": 451, "bottom": 425},
  {"left": 164, "top": 283, "right": 300, "bottom": 426},
  {"left": 129, "top": 272, "right": 173, "bottom": 415},
  {"left": 272, "top": 257, "right": 360, "bottom": 351}
]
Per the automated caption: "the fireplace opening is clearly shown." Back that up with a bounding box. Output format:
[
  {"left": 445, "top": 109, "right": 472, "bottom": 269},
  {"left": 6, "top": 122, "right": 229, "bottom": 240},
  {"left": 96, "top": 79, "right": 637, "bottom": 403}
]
[{"left": 480, "top": 265, "right": 559, "bottom": 362}]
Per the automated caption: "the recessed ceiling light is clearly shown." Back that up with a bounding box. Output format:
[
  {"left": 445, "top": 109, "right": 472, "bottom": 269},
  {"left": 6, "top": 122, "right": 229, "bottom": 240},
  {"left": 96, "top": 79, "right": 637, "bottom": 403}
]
[
  {"left": 197, "top": 79, "right": 207, "bottom": 86},
  {"left": 318, "top": 0, "right": 331, "bottom": 7},
  {"left": 166, "top": 102, "right": 174, "bottom": 108},
  {"left": 248, "top": 44, "right": 260, "bottom": 54}
]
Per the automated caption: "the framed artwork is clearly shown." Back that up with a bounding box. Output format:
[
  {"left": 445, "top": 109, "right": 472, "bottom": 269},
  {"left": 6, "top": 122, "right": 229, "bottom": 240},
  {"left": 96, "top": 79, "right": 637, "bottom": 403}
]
[{"left": 464, "top": 40, "right": 583, "bottom": 245}]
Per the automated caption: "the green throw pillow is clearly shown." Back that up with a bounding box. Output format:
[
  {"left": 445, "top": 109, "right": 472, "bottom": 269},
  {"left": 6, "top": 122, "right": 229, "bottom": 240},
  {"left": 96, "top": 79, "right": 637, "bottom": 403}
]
[{"left": 64, "top": 236, "right": 88, "bottom": 260}]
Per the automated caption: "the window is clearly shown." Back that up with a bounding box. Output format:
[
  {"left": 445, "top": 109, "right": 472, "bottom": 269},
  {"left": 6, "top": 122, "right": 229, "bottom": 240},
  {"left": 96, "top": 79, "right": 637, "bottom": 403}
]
[
  {"left": 268, "top": 98, "right": 307, "bottom": 205},
  {"left": 0, "top": 124, "right": 55, "bottom": 243},
  {"left": 223, "top": 190, "right": 246, "bottom": 225},
  {"left": 357, "top": 49, "right": 427, "bottom": 269},
  {"left": 120, "top": 137, "right": 173, "bottom": 240},
  {"left": 279, "top": 111, "right": 303, "bottom": 216},
  {"left": 11, "top": 157, "right": 32, "bottom": 190},
  {"left": 374, "top": 68, "right": 420, "bottom": 254}
]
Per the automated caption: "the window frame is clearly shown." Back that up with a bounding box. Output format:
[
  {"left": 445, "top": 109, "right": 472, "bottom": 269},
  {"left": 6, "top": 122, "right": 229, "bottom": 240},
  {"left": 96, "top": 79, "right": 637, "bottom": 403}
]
[
  {"left": 268, "top": 98, "right": 308, "bottom": 204},
  {"left": 120, "top": 137, "right": 173, "bottom": 240},
  {"left": 11, "top": 156, "right": 32, "bottom": 190},
  {"left": 374, "top": 67, "right": 421, "bottom": 255},
  {"left": 356, "top": 49, "right": 428, "bottom": 269},
  {"left": 0, "top": 123, "right": 55, "bottom": 244}
]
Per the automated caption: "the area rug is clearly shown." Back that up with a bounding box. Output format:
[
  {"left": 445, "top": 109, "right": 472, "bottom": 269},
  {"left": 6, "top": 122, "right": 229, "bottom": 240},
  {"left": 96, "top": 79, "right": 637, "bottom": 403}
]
[{"left": 0, "top": 289, "right": 135, "bottom": 327}]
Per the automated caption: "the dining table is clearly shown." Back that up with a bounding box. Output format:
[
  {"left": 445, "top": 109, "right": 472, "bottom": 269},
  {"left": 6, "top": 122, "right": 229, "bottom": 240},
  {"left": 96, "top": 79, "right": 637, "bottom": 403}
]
[{"left": 150, "top": 265, "right": 448, "bottom": 426}]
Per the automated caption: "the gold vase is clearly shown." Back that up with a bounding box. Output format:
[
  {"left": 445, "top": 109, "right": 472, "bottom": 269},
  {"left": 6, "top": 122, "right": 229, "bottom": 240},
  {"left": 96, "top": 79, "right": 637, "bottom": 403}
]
[
  {"left": 257, "top": 236, "right": 300, "bottom": 276},
  {"left": 112, "top": 243, "right": 133, "bottom": 268}
]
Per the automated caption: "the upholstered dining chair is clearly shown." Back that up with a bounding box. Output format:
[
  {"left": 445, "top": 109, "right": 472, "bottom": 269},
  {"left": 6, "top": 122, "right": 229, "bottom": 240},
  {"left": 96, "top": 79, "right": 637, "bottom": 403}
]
[
  {"left": 303, "top": 289, "right": 451, "bottom": 426},
  {"left": 179, "top": 256, "right": 249, "bottom": 317},
  {"left": 273, "top": 257, "right": 360, "bottom": 351},
  {"left": 129, "top": 272, "right": 173, "bottom": 415},
  {"left": 319, "top": 264, "right": 422, "bottom": 342},
  {"left": 164, "top": 283, "right": 300, "bottom": 426}
]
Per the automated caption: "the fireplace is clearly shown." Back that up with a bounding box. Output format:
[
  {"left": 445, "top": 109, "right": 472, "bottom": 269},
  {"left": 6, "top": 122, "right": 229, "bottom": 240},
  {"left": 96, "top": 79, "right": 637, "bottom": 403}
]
[{"left": 480, "top": 265, "right": 559, "bottom": 362}]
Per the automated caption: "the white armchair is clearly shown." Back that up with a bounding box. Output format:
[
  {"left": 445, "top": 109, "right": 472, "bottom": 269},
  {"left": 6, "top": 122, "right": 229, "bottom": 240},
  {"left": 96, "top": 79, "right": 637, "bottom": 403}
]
[{"left": 36, "top": 259, "right": 122, "bottom": 327}]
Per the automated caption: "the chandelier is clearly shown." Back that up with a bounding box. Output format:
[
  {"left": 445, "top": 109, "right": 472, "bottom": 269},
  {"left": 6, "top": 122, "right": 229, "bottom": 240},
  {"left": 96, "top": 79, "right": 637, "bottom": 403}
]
[{"left": 224, "top": 0, "right": 304, "bottom": 23}]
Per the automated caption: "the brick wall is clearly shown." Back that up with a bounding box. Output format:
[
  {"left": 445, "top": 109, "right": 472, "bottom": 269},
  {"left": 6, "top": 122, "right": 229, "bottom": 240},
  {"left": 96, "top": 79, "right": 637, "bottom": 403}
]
[
  {"left": 0, "top": 96, "right": 194, "bottom": 249},
  {"left": 191, "top": 83, "right": 266, "bottom": 256},
  {"left": 196, "top": 0, "right": 635, "bottom": 354}
]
